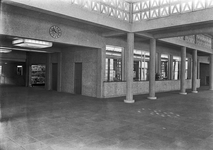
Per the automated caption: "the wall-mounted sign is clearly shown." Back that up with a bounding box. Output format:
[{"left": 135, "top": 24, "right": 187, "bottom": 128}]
[{"left": 49, "top": 25, "right": 62, "bottom": 39}]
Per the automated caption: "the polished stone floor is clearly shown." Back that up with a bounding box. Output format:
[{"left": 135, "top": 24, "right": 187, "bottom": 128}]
[{"left": 0, "top": 86, "right": 213, "bottom": 150}]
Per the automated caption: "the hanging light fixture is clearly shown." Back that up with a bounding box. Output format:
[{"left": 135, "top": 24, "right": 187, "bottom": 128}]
[
  {"left": 12, "top": 38, "right": 52, "bottom": 48},
  {"left": 0, "top": 47, "right": 48, "bottom": 53},
  {"left": 0, "top": 48, "right": 12, "bottom": 53}
]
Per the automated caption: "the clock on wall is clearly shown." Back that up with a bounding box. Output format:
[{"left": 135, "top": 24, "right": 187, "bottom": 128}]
[{"left": 49, "top": 25, "right": 62, "bottom": 38}]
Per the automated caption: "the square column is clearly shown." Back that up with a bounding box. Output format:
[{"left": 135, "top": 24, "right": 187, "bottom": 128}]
[
  {"left": 46, "top": 53, "right": 52, "bottom": 90},
  {"left": 124, "top": 33, "right": 135, "bottom": 103},
  {"left": 188, "top": 58, "right": 192, "bottom": 79},
  {"left": 210, "top": 54, "right": 213, "bottom": 90},
  {"left": 198, "top": 60, "right": 200, "bottom": 79},
  {"left": 0, "top": 99, "right": 1, "bottom": 121},
  {"left": 157, "top": 53, "right": 161, "bottom": 74},
  {"left": 57, "top": 52, "right": 62, "bottom": 92},
  {"left": 148, "top": 38, "right": 157, "bottom": 100},
  {"left": 180, "top": 46, "right": 187, "bottom": 95},
  {"left": 192, "top": 49, "right": 198, "bottom": 93},
  {"left": 169, "top": 54, "right": 173, "bottom": 80},
  {"left": 97, "top": 45, "right": 106, "bottom": 98},
  {"left": 25, "top": 52, "right": 30, "bottom": 87},
  {"left": 0, "top": 101, "right": 5, "bottom": 122}
]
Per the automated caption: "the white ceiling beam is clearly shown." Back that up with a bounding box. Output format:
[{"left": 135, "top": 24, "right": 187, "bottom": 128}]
[
  {"left": 3, "top": 0, "right": 131, "bottom": 32},
  {"left": 160, "top": 38, "right": 213, "bottom": 54},
  {"left": 132, "top": 8, "right": 213, "bottom": 33},
  {"left": 135, "top": 32, "right": 154, "bottom": 39},
  {"left": 102, "top": 31, "right": 126, "bottom": 37},
  {"left": 154, "top": 26, "right": 213, "bottom": 39}
]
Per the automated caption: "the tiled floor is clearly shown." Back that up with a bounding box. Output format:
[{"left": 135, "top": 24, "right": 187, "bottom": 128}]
[{"left": 1, "top": 86, "right": 213, "bottom": 150}]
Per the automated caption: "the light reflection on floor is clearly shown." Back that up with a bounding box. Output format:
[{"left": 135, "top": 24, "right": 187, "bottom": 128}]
[{"left": 137, "top": 108, "right": 180, "bottom": 118}]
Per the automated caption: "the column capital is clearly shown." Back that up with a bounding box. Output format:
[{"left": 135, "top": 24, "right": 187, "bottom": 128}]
[
  {"left": 181, "top": 46, "right": 187, "bottom": 50},
  {"left": 127, "top": 32, "right": 134, "bottom": 36}
]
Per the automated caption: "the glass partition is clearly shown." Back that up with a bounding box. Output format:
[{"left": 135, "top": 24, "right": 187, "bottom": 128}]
[
  {"left": 133, "top": 50, "right": 149, "bottom": 81},
  {"left": 173, "top": 56, "right": 181, "bottom": 80},
  {"left": 17, "top": 65, "right": 23, "bottom": 76},
  {"left": 185, "top": 58, "right": 188, "bottom": 79},
  {"left": 31, "top": 65, "right": 45, "bottom": 86},
  {"left": 105, "top": 45, "right": 123, "bottom": 82},
  {"left": 161, "top": 54, "right": 169, "bottom": 80}
]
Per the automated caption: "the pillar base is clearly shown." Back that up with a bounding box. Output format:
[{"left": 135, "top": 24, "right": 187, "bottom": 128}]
[
  {"left": 192, "top": 91, "right": 198, "bottom": 93},
  {"left": 124, "top": 99, "right": 135, "bottom": 103},
  {"left": 210, "top": 89, "right": 213, "bottom": 91},
  {"left": 147, "top": 96, "right": 157, "bottom": 100},
  {"left": 180, "top": 92, "right": 187, "bottom": 95}
]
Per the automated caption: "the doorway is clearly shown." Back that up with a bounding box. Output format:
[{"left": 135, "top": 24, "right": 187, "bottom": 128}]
[
  {"left": 206, "top": 76, "right": 209, "bottom": 86},
  {"left": 200, "top": 63, "right": 209, "bottom": 86},
  {"left": 74, "top": 63, "right": 82, "bottom": 94},
  {"left": 52, "top": 63, "right": 58, "bottom": 91}
]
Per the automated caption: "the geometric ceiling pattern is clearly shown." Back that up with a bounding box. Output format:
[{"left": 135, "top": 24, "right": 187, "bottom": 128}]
[
  {"left": 70, "top": 0, "right": 213, "bottom": 48},
  {"left": 133, "top": 0, "right": 213, "bottom": 21},
  {"left": 71, "top": 0, "right": 131, "bottom": 21},
  {"left": 71, "top": 0, "right": 213, "bottom": 22}
]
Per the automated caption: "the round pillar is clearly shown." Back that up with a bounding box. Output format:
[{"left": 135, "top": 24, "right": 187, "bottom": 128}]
[
  {"left": 192, "top": 49, "right": 198, "bottom": 93},
  {"left": 124, "top": 33, "right": 135, "bottom": 103},
  {"left": 148, "top": 38, "right": 157, "bottom": 100},
  {"left": 180, "top": 47, "right": 187, "bottom": 95}
]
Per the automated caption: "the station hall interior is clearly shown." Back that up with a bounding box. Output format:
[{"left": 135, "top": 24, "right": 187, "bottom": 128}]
[{"left": 1, "top": 0, "right": 213, "bottom": 150}]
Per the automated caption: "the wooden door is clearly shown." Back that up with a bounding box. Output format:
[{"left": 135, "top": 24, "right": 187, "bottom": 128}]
[
  {"left": 52, "top": 63, "right": 58, "bottom": 91},
  {"left": 74, "top": 63, "right": 82, "bottom": 94}
]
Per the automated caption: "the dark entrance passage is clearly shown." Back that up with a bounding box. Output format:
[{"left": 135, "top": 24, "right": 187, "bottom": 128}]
[
  {"left": 200, "top": 63, "right": 209, "bottom": 86},
  {"left": 206, "top": 76, "right": 209, "bottom": 86},
  {"left": 52, "top": 63, "right": 58, "bottom": 91},
  {"left": 74, "top": 63, "right": 82, "bottom": 94},
  {"left": 0, "top": 61, "right": 26, "bottom": 86}
]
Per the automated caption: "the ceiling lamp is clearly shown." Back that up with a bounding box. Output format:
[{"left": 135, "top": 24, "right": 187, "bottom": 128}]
[
  {"left": 0, "top": 48, "right": 12, "bottom": 53},
  {"left": 12, "top": 39, "right": 52, "bottom": 48}
]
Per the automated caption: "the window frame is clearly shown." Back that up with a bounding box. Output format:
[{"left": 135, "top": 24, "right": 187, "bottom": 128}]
[
  {"left": 160, "top": 54, "right": 169, "bottom": 80},
  {"left": 173, "top": 56, "right": 181, "bottom": 80},
  {"left": 133, "top": 50, "right": 150, "bottom": 81},
  {"left": 105, "top": 45, "right": 123, "bottom": 82}
]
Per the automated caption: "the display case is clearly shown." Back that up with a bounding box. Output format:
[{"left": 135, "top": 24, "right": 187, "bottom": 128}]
[{"left": 31, "top": 65, "right": 45, "bottom": 86}]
